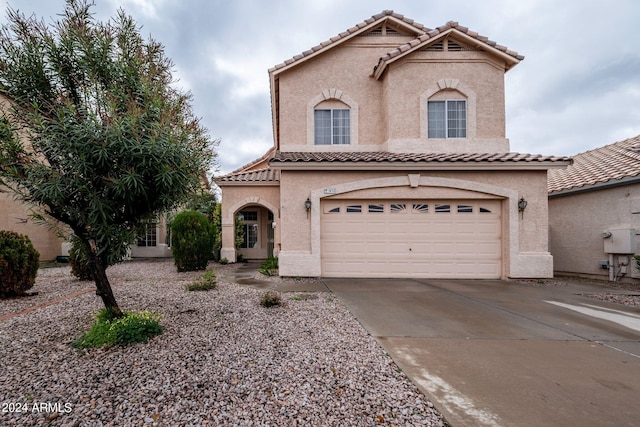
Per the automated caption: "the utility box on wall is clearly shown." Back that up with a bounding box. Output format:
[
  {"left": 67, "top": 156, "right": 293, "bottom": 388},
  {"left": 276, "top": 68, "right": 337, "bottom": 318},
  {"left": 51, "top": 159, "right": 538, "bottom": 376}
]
[{"left": 603, "top": 228, "right": 636, "bottom": 254}]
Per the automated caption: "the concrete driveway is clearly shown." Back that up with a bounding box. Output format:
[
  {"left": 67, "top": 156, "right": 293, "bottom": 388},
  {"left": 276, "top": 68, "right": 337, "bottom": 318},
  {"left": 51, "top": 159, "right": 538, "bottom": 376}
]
[{"left": 324, "top": 278, "right": 640, "bottom": 427}]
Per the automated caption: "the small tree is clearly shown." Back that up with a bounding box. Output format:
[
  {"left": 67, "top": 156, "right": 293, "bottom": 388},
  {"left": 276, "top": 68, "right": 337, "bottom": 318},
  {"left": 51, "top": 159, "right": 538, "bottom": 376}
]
[{"left": 0, "top": 1, "right": 216, "bottom": 316}]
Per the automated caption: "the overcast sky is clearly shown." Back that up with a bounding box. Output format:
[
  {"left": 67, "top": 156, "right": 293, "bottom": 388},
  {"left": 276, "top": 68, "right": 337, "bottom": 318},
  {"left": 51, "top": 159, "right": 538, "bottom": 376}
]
[{"left": 4, "top": 0, "right": 640, "bottom": 176}]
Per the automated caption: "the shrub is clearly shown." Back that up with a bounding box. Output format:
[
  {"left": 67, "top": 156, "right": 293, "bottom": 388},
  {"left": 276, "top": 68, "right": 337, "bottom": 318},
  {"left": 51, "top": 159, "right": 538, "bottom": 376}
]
[
  {"left": 0, "top": 230, "right": 40, "bottom": 298},
  {"left": 68, "top": 235, "right": 93, "bottom": 280},
  {"left": 260, "top": 290, "right": 282, "bottom": 308},
  {"left": 186, "top": 270, "right": 217, "bottom": 291},
  {"left": 219, "top": 258, "right": 228, "bottom": 265},
  {"left": 73, "top": 309, "right": 163, "bottom": 348},
  {"left": 259, "top": 256, "right": 279, "bottom": 276},
  {"left": 171, "top": 210, "right": 215, "bottom": 272}
]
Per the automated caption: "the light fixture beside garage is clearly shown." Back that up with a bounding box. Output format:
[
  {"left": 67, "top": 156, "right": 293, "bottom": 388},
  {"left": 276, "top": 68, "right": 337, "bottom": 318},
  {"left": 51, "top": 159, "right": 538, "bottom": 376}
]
[
  {"left": 305, "top": 197, "right": 312, "bottom": 218},
  {"left": 518, "top": 197, "right": 528, "bottom": 218}
]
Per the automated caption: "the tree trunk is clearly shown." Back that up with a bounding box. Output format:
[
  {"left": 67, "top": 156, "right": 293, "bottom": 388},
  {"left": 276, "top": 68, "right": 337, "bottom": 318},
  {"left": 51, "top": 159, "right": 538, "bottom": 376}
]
[{"left": 87, "top": 240, "right": 123, "bottom": 318}]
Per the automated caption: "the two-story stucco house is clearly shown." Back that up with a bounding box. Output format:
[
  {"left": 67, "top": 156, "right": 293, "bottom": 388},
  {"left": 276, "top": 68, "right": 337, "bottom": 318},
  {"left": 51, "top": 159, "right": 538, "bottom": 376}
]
[{"left": 216, "top": 10, "right": 571, "bottom": 279}]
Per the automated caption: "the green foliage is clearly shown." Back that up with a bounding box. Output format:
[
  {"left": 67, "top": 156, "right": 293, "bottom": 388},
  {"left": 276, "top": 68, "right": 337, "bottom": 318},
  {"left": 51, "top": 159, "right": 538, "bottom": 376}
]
[
  {"left": 235, "top": 214, "right": 245, "bottom": 249},
  {"left": 0, "top": 0, "right": 216, "bottom": 311},
  {"left": 184, "top": 192, "right": 218, "bottom": 221},
  {"left": 185, "top": 270, "right": 217, "bottom": 291},
  {"left": 171, "top": 210, "right": 214, "bottom": 272},
  {"left": 0, "top": 230, "right": 39, "bottom": 297},
  {"left": 212, "top": 204, "right": 222, "bottom": 260},
  {"left": 259, "top": 256, "right": 279, "bottom": 276},
  {"left": 635, "top": 255, "right": 640, "bottom": 271},
  {"left": 68, "top": 235, "right": 93, "bottom": 281},
  {"left": 260, "top": 290, "right": 282, "bottom": 308},
  {"left": 219, "top": 258, "right": 228, "bottom": 265},
  {"left": 73, "top": 309, "right": 163, "bottom": 348}
]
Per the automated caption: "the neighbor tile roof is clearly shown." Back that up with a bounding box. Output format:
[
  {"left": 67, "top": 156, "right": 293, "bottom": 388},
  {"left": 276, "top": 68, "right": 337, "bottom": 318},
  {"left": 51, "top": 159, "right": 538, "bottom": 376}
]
[
  {"left": 269, "top": 151, "right": 570, "bottom": 165},
  {"left": 215, "top": 168, "right": 280, "bottom": 184},
  {"left": 548, "top": 135, "right": 640, "bottom": 193},
  {"left": 268, "top": 10, "right": 431, "bottom": 73}
]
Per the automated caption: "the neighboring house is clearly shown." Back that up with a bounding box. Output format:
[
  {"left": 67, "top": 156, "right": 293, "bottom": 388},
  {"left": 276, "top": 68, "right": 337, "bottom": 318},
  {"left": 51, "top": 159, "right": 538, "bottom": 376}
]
[
  {"left": 216, "top": 10, "right": 571, "bottom": 279},
  {"left": 548, "top": 136, "right": 640, "bottom": 282},
  {"left": 0, "top": 188, "right": 173, "bottom": 260},
  {"left": 0, "top": 191, "right": 65, "bottom": 261}
]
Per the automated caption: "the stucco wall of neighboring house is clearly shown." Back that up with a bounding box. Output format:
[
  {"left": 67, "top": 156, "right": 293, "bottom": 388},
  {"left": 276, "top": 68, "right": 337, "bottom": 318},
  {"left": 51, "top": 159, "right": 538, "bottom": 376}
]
[
  {"left": 277, "top": 169, "right": 551, "bottom": 278},
  {"left": 0, "top": 192, "right": 64, "bottom": 261},
  {"left": 218, "top": 184, "right": 280, "bottom": 262},
  {"left": 549, "top": 183, "right": 640, "bottom": 281}
]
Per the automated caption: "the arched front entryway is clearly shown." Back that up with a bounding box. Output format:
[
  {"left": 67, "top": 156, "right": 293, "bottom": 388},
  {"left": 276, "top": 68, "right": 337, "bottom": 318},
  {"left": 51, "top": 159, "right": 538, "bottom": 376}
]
[
  {"left": 221, "top": 197, "right": 279, "bottom": 263},
  {"left": 235, "top": 204, "right": 276, "bottom": 260}
]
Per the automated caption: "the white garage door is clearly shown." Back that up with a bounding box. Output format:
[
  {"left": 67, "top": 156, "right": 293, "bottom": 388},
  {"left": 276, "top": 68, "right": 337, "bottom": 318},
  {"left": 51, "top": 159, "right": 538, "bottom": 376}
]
[{"left": 321, "top": 200, "right": 502, "bottom": 278}]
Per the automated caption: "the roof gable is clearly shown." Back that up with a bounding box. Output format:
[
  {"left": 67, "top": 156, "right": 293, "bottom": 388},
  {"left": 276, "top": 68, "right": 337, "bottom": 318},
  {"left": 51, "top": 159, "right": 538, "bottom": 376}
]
[
  {"left": 548, "top": 135, "right": 640, "bottom": 194},
  {"left": 372, "top": 21, "right": 524, "bottom": 79},
  {"left": 268, "top": 10, "right": 430, "bottom": 76}
]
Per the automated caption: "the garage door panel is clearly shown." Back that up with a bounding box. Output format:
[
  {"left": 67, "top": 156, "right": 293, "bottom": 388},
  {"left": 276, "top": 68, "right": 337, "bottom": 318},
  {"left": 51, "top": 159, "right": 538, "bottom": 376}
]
[{"left": 321, "top": 199, "right": 502, "bottom": 278}]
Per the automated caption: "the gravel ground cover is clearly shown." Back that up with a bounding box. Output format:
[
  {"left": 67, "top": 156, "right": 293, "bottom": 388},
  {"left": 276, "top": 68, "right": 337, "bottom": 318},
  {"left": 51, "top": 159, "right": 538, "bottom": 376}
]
[{"left": 1, "top": 260, "right": 445, "bottom": 426}]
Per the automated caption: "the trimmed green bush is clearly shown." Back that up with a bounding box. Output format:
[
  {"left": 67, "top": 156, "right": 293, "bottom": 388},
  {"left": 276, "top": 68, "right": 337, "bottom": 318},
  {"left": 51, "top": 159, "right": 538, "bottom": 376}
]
[
  {"left": 171, "top": 210, "right": 215, "bottom": 272},
  {"left": 0, "top": 230, "right": 40, "bottom": 297},
  {"left": 73, "top": 309, "right": 163, "bottom": 348},
  {"left": 68, "top": 235, "right": 93, "bottom": 280}
]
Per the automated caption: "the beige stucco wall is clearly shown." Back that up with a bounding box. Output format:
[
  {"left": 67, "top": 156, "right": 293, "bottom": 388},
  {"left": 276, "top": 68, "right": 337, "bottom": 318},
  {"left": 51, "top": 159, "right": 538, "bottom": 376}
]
[
  {"left": 0, "top": 192, "right": 65, "bottom": 261},
  {"left": 218, "top": 184, "right": 280, "bottom": 262},
  {"left": 276, "top": 36, "right": 510, "bottom": 153},
  {"left": 277, "top": 169, "right": 551, "bottom": 278},
  {"left": 549, "top": 183, "right": 640, "bottom": 281}
]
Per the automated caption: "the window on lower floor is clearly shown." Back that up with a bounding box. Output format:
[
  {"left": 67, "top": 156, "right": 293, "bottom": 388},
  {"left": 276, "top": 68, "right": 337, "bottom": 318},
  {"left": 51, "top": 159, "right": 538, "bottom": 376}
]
[
  {"left": 428, "top": 100, "right": 466, "bottom": 138},
  {"left": 239, "top": 210, "right": 258, "bottom": 249},
  {"left": 137, "top": 221, "right": 158, "bottom": 247},
  {"left": 314, "top": 109, "right": 350, "bottom": 145}
]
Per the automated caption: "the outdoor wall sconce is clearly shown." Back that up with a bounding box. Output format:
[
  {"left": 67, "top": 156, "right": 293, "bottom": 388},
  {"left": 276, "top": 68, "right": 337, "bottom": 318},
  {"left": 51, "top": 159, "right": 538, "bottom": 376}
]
[
  {"left": 305, "top": 197, "right": 312, "bottom": 218},
  {"left": 518, "top": 197, "right": 528, "bottom": 218}
]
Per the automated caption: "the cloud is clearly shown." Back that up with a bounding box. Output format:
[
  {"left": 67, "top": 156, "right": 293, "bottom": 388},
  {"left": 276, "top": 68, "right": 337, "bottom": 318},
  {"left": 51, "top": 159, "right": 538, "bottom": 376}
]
[{"left": 3, "top": 0, "right": 640, "bottom": 171}]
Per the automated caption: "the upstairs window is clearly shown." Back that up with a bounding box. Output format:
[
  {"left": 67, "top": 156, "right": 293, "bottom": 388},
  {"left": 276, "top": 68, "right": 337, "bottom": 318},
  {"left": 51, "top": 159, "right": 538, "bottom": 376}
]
[
  {"left": 428, "top": 100, "right": 466, "bottom": 138},
  {"left": 314, "top": 109, "right": 350, "bottom": 145}
]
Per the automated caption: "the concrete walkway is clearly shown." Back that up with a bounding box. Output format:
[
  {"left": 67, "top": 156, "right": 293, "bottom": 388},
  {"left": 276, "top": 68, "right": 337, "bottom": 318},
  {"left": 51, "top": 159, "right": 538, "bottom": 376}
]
[{"left": 324, "top": 278, "right": 640, "bottom": 427}]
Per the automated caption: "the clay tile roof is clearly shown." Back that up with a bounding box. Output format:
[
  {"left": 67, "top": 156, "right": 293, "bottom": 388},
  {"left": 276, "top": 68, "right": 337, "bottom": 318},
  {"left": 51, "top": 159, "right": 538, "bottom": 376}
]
[
  {"left": 228, "top": 147, "right": 276, "bottom": 174},
  {"left": 548, "top": 135, "right": 640, "bottom": 193},
  {"left": 268, "top": 10, "right": 431, "bottom": 73},
  {"left": 377, "top": 20, "right": 524, "bottom": 67},
  {"left": 215, "top": 168, "right": 280, "bottom": 184},
  {"left": 269, "top": 151, "right": 570, "bottom": 165}
]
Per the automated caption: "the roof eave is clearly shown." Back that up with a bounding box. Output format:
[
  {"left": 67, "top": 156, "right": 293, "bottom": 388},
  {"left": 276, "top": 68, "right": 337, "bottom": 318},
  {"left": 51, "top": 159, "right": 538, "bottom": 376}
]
[
  {"left": 549, "top": 175, "right": 640, "bottom": 198},
  {"left": 270, "top": 160, "right": 571, "bottom": 171},
  {"left": 215, "top": 180, "right": 280, "bottom": 187}
]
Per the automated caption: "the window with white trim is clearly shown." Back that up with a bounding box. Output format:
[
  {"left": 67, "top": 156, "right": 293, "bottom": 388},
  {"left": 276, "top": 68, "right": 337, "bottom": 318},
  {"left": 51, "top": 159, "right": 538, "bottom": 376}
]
[
  {"left": 314, "top": 109, "right": 350, "bottom": 145},
  {"left": 428, "top": 100, "right": 466, "bottom": 138},
  {"left": 239, "top": 210, "right": 258, "bottom": 249},
  {"left": 137, "top": 219, "right": 158, "bottom": 247}
]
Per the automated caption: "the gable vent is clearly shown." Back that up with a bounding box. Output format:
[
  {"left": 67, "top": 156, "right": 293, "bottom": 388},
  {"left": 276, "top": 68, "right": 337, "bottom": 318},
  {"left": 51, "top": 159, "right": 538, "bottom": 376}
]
[
  {"left": 365, "top": 27, "right": 383, "bottom": 37},
  {"left": 365, "top": 25, "right": 408, "bottom": 37},
  {"left": 424, "top": 41, "right": 444, "bottom": 51},
  {"left": 448, "top": 41, "right": 463, "bottom": 51}
]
